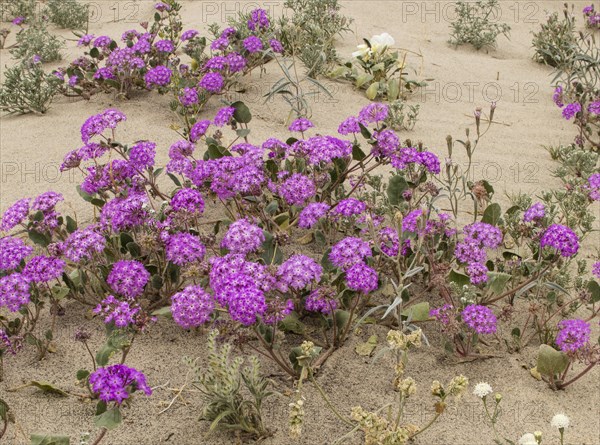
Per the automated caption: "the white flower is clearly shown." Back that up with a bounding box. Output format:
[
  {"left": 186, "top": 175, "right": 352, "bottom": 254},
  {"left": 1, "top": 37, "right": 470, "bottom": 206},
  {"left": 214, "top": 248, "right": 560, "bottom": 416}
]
[
  {"left": 473, "top": 382, "right": 493, "bottom": 398},
  {"left": 352, "top": 33, "right": 395, "bottom": 60},
  {"left": 518, "top": 433, "right": 537, "bottom": 445},
  {"left": 551, "top": 413, "right": 570, "bottom": 429}
]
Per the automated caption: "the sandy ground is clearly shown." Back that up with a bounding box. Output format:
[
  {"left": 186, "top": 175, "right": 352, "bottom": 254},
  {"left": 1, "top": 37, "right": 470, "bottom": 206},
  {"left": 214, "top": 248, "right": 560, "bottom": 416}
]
[{"left": 1, "top": 1, "right": 599, "bottom": 444}]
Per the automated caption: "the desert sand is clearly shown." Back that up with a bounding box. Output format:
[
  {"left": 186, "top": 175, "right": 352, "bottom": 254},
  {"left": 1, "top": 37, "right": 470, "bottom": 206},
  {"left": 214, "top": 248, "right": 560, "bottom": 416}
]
[{"left": 0, "top": 1, "right": 599, "bottom": 444}]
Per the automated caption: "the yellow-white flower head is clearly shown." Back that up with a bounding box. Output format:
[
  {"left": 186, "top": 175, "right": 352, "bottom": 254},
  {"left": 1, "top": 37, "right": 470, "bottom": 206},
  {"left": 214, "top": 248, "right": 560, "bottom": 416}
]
[
  {"left": 473, "top": 382, "right": 493, "bottom": 399},
  {"left": 518, "top": 433, "right": 537, "bottom": 445},
  {"left": 551, "top": 413, "right": 570, "bottom": 429}
]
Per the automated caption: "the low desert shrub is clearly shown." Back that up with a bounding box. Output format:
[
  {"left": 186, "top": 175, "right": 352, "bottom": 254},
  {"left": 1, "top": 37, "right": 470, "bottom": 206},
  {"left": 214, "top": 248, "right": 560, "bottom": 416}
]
[
  {"left": 532, "top": 5, "right": 577, "bottom": 67},
  {"left": 449, "top": 0, "right": 511, "bottom": 50},
  {"left": 187, "top": 330, "right": 274, "bottom": 439},
  {"left": 0, "top": 59, "right": 62, "bottom": 114},
  {"left": 277, "top": 0, "right": 353, "bottom": 78},
  {"left": 45, "top": 0, "right": 89, "bottom": 30},
  {"left": 9, "top": 21, "right": 64, "bottom": 62}
]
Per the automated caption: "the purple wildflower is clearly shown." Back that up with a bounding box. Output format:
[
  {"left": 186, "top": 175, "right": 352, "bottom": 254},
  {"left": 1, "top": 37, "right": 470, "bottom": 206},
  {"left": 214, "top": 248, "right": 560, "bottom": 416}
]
[
  {"left": 0, "top": 237, "right": 33, "bottom": 271},
  {"left": 107, "top": 260, "right": 150, "bottom": 299},
  {"left": 23, "top": 256, "right": 65, "bottom": 283},
  {"left": 461, "top": 305, "right": 497, "bottom": 335},
  {"left": 171, "top": 285, "right": 215, "bottom": 329},
  {"left": 165, "top": 233, "right": 206, "bottom": 266},
  {"left": 524, "top": 202, "right": 545, "bottom": 223},
  {"left": 94, "top": 295, "right": 140, "bottom": 328},
  {"left": 145, "top": 65, "right": 172, "bottom": 88},
  {"left": 345, "top": 262, "right": 378, "bottom": 294},
  {"left": 63, "top": 226, "right": 106, "bottom": 262},
  {"left": 1, "top": 198, "right": 30, "bottom": 232},
  {"left": 0, "top": 273, "right": 31, "bottom": 312},
  {"left": 305, "top": 287, "right": 338, "bottom": 314},
  {"left": 89, "top": 364, "right": 152, "bottom": 404},
  {"left": 289, "top": 118, "right": 314, "bottom": 133},
  {"left": 562, "top": 102, "right": 581, "bottom": 120},
  {"left": 329, "top": 237, "right": 372, "bottom": 269},
  {"left": 199, "top": 72, "right": 224, "bottom": 93},
  {"left": 213, "top": 106, "right": 235, "bottom": 127},
  {"left": 540, "top": 224, "right": 579, "bottom": 257},
  {"left": 277, "top": 254, "right": 322, "bottom": 292},
  {"left": 279, "top": 174, "right": 316, "bottom": 206},
  {"left": 298, "top": 202, "right": 330, "bottom": 228},
  {"left": 555, "top": 319, "right": 591, "bottom": 353},
  {"left": 338, "top": 116, "right": 361, "bottom": 135},
  {"left": 221, "top": 219, "right": 264, "bottom": 254}
]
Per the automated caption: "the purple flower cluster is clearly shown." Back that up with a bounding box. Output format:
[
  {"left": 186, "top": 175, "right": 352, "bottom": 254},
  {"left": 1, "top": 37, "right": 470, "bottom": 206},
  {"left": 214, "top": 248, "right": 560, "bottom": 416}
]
[
  {"left": 289, "top": 136, "right": 352, "bottom": 165},
  {"left": 345, "top": 262, "right": 378, "bottom": 294},
  {"left": 1, "top": 198, "right": 30, "bottom": 231},
  {"left": 338, "top": 116, "right": 361, "bottom": 135},
  {"left": 171, "top": 285, "right": 215, "bottom": 329},
  {"left": 62, "top": 226, "right": 106, "bottom": 262},
  {"left": 430, "top": 304, "right": 455, "bottom": 325},
  {"left": 593, "top": 261, "right": 600, "bottom": 279},
  {"left": 454, "top": 222, "right": 503, "bottom": 285},
  {"left": 277, "top": 254, "right": 322, "bottom": 292},
  {"left": 289, "top": 118, "right": 314, "bottom": 133},
  {"left": 89, "top": 364, "right": 152, "bottom": 404},
  {"left": 329, "top": 237, "right": 372, "bottom": 269},
  {"left": 461, "top": 305, "right": 497, "bottom": 335},
  {"left": 81, "top": 109, "right": 127, "bottom": 143},
  {"left": 248, "top": 8, "right": 270, "bottom": 30},
  {"left": 378, "top": 227, "right": 400, "bottom": 256},
  {"left": 305, "top": 287, "right": 338, "bottom": 314},
  {"left": 269, "top": 39, "right": 284, "bottom": 53},
  {"left": 562, "top": 102, "right": 581, "bottom": 120},
  {"left": 523, "top": 202, "right": 545, "bottom": 223},
  {"left": 179, "top": 87, "right": 199, "bottom": 107},
  {"left": 107, "top": 260, "right": 150, "bottom": 299},
  {"left": 279, "top": 174, "right": 316, "bottom": 206},
  {"left": 181, "top": 29, "right": 199, "bottom": 41},
  {"left": 0, "top": 273, "right": 31, "bottom": 312},
  {"left": 298, "top": 202, "right": 330, "bottom": 228},
  {"left": 358, "top": 103, "right": 389, "bottom": 124},
  {"left": 586, "top": 173, "right": 600, "bottom": 201},
  {"left": 170, "top": 188, "right": 205, "bottom": 214},
  {"left": 129, "top": 141, "right": 156, "bottom": 170},
  {"left": 23, "top": 256, "right": 65, "bottom": 283},
  {"left": 555, "top": 319, "right": 591, "bottom": 353},
  {"left": 189, "top": 120, "right": 211, "bottom": 142},
  {"left": 0, "top": 237, "right": 33, "bottom": 270},
  {"left": 243, "top": 36, "right": 263, "bottom": 53},
  {"left": 540, "top": 224, "right": 579, "bottom": 257},
  {"left": 331, "top": 198, "right": 366, "bottom": 218},
  {"left": 154, "top": 39, "right": 174, "bottom": 53},
  {"left": 145, "top": 65, "right": 172, "bottom": 88},
  {"left": 0, "top": 329, "right": 22, "bottom": 355},
  {"left": 213, "top": 106, "right": 235, "bottom": 127},
  {"left": 199, "top": 72, "right": 224, "bottom": 93},
  {"left": 165, "top": 232, "right": 206, "bottom": 266},
  {"left": 221, "top": 219, "right": 264, "bottom": 254},
  {"left": 390, "top": 147, "right": 441, "bottom": 174},
  {"left": 101, "top": 192, "right": 149, "bottom": 232},
  {"left": 372, "top": 129, "right": 400, "bottom": 157},
  {"left": 94, "top": 295, "right": 140, "bottom": 328}
]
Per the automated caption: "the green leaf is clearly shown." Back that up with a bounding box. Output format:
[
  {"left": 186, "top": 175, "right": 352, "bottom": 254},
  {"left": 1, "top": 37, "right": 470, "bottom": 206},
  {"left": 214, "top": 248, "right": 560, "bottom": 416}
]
[
  {"left": 355, "top": 335, "right": 378, "bottom": 356},
  {"left": 76, "top": 369, "right": 90, "bottom": 381},
  {"left": 28, "top": 230, "right": 50, "bottom": 247},
  {"left": 95, "top": 407, "right": 122, "bottom": 430},
  {"left": 481, "top": 203, "right": 501, "bottom": 225},
  {"left": 231, "top": 101, "right": 252, "bottom": 123},
  {"left": 355, "top": 73, "right": 373, "bottom": 88},
  {"left": 51, "top": 285, "right": 70, "bottom": 301},
  {"left": 151, "top": 306, "right": 172, "bottom": 318},
  {"left": 448, "top": 269, "right": 470, "bottom": 287},
  {"left": 126, "top": 242, "right": 141, "bottom": 258},
  {"left": 151, "top": 274, "right": 164, "bottom": 290},
  {"left": 65, "top": 216, "right": 77, "bottom": 233},
  {"left": 167, "top": 173, "right": 182, "bottom": 187},
  {"left": 487, "top": 272, "right": 512, "bottom": 294},
  {"left": 387, "top": 175, "right": 409, "bottom": 206},
  {"left": 0, "top": 398, "right": 9, "bottom": 421},
  {"left": 365, "top": 82, "right": 379, "bottom": 100},
  {"left": 587, "top": 280, "right": 600, "bottom": 303},
  {"left": 207, "top": 144, "right": 232, "bottom": 159},
  {"left": 334, "top": 310, "right": 350, "bottom": 332},
  {"left": 30, "top": 434, "right": 70, "bottom": 445},
  {"left": 27, "top": 381, "right": 68, "bottom": 397},
  {"left": 95, "top": 343, "right": 117, "bottom": 367},
  {"left": 401, "top": 302, "right": 430, "bottom": 321},
  {"left": 352, "top": 144, "right": 366, "bottom": 161},
  {"left": 260, "top": 232, "right": 283, "bottom": 265},
  {"left": 236, "top": 128, "right": 250, "bottom": 138},
  {"left": 279, "top": 313, "right": 305, "bottom": 334},
  {"left": 388, "top": 79, "right": 399, "bottom": 100},
  {"left": 76, "top": 185, "right": 94, "bottom": 202},
  {"left": 536, "top": 344, "right": 569, "bottom": 376}
]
